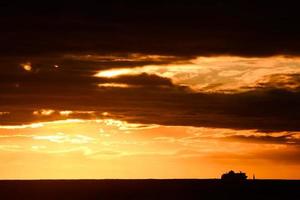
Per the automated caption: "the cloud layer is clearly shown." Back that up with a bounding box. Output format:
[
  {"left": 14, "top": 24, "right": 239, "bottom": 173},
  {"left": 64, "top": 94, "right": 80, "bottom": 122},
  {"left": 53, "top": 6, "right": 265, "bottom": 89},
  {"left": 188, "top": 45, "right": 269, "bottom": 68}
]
[
  {"left": 1, "top": 2, "right": 300, "bottom": 132},
  {"left": 2, "top": 58, "right": 300, "bottom": 132}
]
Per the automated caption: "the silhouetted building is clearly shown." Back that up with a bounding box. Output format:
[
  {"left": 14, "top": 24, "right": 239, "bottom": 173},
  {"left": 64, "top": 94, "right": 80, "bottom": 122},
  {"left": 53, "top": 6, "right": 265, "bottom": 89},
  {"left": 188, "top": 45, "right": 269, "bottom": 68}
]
[{"left": 221, "top": 170, "right": 247, "bottom": 182}]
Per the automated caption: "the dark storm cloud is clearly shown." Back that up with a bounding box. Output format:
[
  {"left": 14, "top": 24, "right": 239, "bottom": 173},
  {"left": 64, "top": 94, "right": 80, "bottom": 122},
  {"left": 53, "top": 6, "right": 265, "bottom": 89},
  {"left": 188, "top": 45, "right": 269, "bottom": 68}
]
[
  {"left": 0, "top": 1, "right": 300, "bottom": 57},
  {"left": 252, "top": 73, "right": 300, "bottom": 90},
  {"left": 99, "top": 73, "right": 174, "bottom": 86},
  {"left": 1, "top": 67, "right": 300, "bottom": 132}
]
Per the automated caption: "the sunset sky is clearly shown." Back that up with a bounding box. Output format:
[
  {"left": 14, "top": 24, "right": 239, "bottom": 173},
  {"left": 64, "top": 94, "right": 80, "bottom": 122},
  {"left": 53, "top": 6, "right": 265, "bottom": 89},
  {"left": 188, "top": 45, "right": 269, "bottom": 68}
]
[{"left": 1, "top": 1, "right": 300, "bottom": 179}]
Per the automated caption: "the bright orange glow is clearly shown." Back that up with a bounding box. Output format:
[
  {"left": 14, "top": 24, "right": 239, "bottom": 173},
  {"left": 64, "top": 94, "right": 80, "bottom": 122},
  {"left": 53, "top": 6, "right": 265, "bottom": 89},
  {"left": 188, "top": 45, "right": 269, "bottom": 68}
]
[
  {"left": 0, "top": 119, "right": 299, "bottom": 179},
  {"left": 98, "top": 83, "right": 130, "bottom": 88},
  {"left": 21, "top": 62, "right": 32, "bottom": 71},
  {"left": 96, "top": 68, "right": 134, "bottom": 78}
]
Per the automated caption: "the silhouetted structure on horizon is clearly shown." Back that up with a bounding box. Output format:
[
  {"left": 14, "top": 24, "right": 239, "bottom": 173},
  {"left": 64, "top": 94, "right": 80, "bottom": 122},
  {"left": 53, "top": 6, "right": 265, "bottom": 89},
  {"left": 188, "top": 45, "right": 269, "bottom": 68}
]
[{"left": 221, "top": 170, "right": 247, "bottom": 182}]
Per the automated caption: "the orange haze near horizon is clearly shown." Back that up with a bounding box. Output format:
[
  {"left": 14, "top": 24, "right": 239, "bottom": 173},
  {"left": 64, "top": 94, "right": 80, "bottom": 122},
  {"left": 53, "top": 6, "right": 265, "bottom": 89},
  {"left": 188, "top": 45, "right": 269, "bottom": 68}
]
[{"left": 0, "top": 118, "right": 299, "bottom": 180}]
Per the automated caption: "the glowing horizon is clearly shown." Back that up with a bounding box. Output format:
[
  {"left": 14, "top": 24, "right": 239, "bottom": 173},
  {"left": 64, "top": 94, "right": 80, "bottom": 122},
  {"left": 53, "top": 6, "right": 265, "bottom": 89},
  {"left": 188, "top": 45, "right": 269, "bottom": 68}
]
[{"left": 0, "top": 117, "right": 299, "bottom": 179}]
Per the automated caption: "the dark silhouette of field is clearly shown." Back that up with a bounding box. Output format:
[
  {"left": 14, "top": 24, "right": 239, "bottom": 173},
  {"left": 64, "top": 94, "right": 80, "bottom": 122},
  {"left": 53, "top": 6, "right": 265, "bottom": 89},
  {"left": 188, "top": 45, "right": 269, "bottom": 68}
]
[{"left": 0, "top": 179, "right": 299, "bottom": 200}]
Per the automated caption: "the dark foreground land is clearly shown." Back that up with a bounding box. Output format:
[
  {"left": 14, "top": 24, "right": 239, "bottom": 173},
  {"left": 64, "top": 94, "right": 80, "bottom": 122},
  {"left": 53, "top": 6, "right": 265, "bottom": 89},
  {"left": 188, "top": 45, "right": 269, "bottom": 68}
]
[{"left": 0, "top": 179, "right": 299, "bottom": 200}]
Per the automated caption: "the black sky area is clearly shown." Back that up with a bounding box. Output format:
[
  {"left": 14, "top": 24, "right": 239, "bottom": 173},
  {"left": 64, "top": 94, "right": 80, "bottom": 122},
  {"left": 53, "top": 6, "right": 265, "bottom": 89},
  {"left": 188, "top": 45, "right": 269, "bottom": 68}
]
[{"left": 1, "top": 1, "right": 300, "bottom": 57}]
